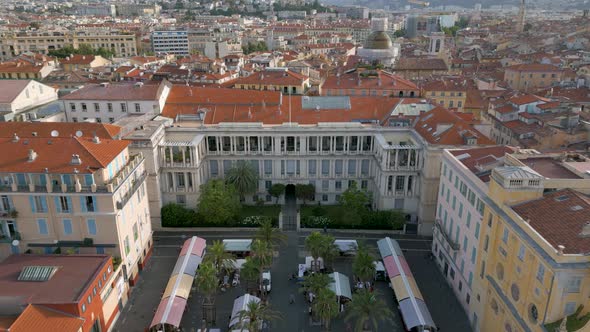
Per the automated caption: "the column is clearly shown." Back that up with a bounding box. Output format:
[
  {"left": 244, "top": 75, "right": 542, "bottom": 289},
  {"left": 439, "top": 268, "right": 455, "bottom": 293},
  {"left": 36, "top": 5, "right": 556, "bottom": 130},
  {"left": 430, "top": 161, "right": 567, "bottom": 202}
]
[
  {"left": 183, "top": 173, "right": 187, "bottom": 191},
  {"left": 394, "top": 150, "right": 399, "bottom": 169},
  {"left": 181, "top": 148, "right": 186, "bottom": 166}
]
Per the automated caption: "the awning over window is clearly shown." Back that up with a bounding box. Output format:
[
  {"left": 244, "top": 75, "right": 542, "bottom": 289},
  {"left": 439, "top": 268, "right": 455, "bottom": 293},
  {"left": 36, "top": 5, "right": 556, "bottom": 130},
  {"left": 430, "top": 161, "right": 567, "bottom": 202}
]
[
  {"left": 150, "top": 296, "right": 187, "bottom": 329},
  {"left": 328, "top": 272, "right": 352, "bottom": 299},
  {"left": 399, "top": 298, "right": 436, "bottom": 330},
  {"left": 172, "top": 254, "right": 202, "bottom": 277},
  {"left": 163, "top": 273, "right": 193, "bottom": 300}
]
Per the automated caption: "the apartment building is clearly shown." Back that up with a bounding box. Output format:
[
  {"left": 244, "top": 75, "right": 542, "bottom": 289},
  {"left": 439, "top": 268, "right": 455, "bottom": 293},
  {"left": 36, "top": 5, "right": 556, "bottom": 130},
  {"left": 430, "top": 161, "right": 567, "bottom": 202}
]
[
  {"left": 0, "top": 255, "right": 124, "bottom": 332},
  {"left": 0, "top": 123, "right": 153, "bottom": 287},
  {"left": 61, "top": 81, "right": 171, "bottom": 123},
  {"left": 0, "top": 55, "right": 55, "bottom": 80},
  {"left": 0, "top": 31, "right": 137, "bottom": 60},
  {"left": 60, "top": 55, "right": 111, "bottom": 72},
  {"left": 322, "top": 69, "right": 419, "bottom": 98},
  {"left": 422, "top": 77, "right": 468, "bottom": 112},
  {"left": 232, "top": 68, "right": 310, "bottom": 95},
  {"left": 435, "top": 147, "right": 590, "bottom": 332},
  {"left": 504, "top": 64, "right": 565, "bottom": 92},
  {"left": 151, "top": 31, "right": 189, "bottom": 56}
]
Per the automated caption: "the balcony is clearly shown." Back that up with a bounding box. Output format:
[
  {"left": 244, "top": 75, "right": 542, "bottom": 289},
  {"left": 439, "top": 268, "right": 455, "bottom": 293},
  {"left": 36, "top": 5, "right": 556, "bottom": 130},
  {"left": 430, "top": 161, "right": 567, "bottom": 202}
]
[
  {"left": 115, "top": 170, "right": 147, "bottom": 209},
  {"left": 105, "top": 153, "right": 145, "bottom": 193},
  {"left": 435, "top": 219, "right": 460, "bottom": 251}
]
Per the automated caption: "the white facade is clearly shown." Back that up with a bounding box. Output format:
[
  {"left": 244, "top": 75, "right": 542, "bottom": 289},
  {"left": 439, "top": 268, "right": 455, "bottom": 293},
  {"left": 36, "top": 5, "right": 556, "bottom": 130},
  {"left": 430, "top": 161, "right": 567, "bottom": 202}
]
[
  {"left": 432, "top": 149, "right": 488, "bottom": 330},
  {"left": 0, "top": 80, "right": 58, "bottom": 122}
]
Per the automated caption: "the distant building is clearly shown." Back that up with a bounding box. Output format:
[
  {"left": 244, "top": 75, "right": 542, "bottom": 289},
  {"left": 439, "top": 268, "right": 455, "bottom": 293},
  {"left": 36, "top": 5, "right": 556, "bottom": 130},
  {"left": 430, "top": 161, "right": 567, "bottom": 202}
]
[
  {"left": 115, "top": 3, "right": 160, "bottom": 17},
  {"left": 151, "top": 31, "right": 189, "bottom": 56},
  {"left": 231, "top": 68, "right": 310, "bottom": 95},
  {"left": 0, "top": 80, "right": 58, "bottom": 121},
  {"left": 204, "top": 40, "right": 242, "bottom": 59},
  {"left": 504, "top": 64, "right": 565, "bottom": 91},
  {"left": 60, "top": 55, "right": 111, "bottom": 72},
  {"left": 406, "top": 15, "right": 441, "bottom": 38},
  {"left": 322, "top": 69, "right": 419, "bottom": 98},
  {"left": 357, "top": 18, "right": 400, "bottom": 67}
]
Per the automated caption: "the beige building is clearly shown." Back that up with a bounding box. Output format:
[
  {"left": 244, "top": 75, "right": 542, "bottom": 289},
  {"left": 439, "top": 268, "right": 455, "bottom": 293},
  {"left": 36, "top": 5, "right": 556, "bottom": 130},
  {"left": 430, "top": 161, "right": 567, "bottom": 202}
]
[
  {"left": 0, "top": 31, "right": 137, "bottom": 61},
  {"left": 503, "top": 64, "right": 565, "bottom": 92},
  {"left": 60, "top": 55, "right": 111, "bottom": 72},
  {"left": 0, "top": 123, "right": 152, "bottom": 287}
]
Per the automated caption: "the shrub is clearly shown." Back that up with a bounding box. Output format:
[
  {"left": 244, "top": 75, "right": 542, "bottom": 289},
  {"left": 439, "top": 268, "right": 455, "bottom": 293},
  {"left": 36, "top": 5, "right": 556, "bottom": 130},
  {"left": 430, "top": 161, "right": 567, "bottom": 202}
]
[
  {"left": 161, "top": 203, "right": 197, "bottom": 227},
  {"left": 302, "top": 216, "right": 332, "bottom": 228},
  {"left": 240, "top": 215, "right": 271, "bottom": 227}
]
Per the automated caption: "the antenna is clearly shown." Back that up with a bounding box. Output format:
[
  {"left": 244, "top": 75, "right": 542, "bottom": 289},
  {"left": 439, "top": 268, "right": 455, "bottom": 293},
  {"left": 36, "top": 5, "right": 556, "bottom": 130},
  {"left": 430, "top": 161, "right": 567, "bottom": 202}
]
[
  {"left": 75, "top": 130, "right": 83, "bottom": 137},
  {"left": 50, "top": 130, "right": 59, "bottom": 137}
]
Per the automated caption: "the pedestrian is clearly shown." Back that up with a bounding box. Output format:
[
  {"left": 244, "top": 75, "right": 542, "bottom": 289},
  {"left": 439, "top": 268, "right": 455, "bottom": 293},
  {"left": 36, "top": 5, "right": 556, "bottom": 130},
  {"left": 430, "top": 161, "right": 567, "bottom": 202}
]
[
  {"left": 323, "top": 225, "right": 327, "bottom": 233},
  {"left": 289, "top": 293, "right": 295, "bottom": 304}
]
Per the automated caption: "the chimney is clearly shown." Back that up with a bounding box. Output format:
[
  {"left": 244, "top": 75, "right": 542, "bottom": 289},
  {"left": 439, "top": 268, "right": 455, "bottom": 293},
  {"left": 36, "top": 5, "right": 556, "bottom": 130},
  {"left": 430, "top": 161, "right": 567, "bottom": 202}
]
[
  {"left": 12, "top": 133, "right": 19, "bottom": 142},
  {"left": 579, "top": 222, "right": 590, "bottom": 238},
  {"left": 92, "top": 135, "right": 101, "bottom": 144},
  {"left": 71, "top": 154, "right": 82, "bottom": 165},
  {"left": 28, "top": 149, "right": 37, "bottom": 162},
  {"left": 557, "top": 245, "right": 565, "bottom": 255}
]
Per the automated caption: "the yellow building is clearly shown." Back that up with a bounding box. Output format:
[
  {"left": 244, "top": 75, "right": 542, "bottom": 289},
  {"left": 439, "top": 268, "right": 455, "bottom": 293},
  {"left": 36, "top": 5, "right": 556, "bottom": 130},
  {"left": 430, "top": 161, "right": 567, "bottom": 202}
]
[
  {"left": 0, "top": 122, "right": 152, "bottom": 288},
  {"left": 422, "top": 77, "right": 468, "bottom": 112},
  {"left": 503, "top": 64, "right": 565, "bottom": 92},
  {"left": 232, "top": 68, "right": 310, "bottom": 95},
  {"left": 476, "top": 154, "right": 590, "bottom": 332}
]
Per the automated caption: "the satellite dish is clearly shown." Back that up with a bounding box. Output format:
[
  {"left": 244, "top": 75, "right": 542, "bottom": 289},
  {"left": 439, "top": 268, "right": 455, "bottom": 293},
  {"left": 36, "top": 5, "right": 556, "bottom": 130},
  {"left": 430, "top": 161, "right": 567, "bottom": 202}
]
[
  {"left": 75, "top": 130, "right": 83, "bottom": 137},
  {"left": 11, "top": 239, "right": 19, "bottom": 247},
  {"left": 50, "top": 130, "right": 59, "bottom": 137}
]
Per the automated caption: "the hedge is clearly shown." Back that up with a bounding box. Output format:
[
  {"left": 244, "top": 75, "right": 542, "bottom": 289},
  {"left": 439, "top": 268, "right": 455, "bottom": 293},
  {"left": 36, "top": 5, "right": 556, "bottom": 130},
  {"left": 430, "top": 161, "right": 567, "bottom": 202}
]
[
  {"left": 161, "top": 203, "right": 279, "bottom": 228},
  {"left": 300, "top": 205, "right": 405, "bottom": 230}
]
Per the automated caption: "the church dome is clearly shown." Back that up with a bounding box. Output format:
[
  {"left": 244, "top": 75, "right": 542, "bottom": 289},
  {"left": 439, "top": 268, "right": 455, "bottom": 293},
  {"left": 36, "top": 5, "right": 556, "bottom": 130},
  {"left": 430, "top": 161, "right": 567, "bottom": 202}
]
[{"left": 365, "top": 31, "right": 393, "bottom": 50}]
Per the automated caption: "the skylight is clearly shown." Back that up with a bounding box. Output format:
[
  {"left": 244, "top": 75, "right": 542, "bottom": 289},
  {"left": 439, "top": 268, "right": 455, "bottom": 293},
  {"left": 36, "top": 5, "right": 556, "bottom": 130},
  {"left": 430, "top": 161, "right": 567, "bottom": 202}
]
[
  {"left": 554, "top": 195, "right": 569, "bottom": 202},
  {"left": 18, "top": 266, "right": 59, "bottom": 282}
]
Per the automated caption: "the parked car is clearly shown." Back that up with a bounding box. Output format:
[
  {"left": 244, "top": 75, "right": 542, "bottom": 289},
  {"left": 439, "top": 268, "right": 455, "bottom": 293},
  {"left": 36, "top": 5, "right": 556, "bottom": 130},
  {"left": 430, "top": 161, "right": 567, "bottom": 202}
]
[{"left": 261, "top": 270, "right": 271, "bottom": 292}]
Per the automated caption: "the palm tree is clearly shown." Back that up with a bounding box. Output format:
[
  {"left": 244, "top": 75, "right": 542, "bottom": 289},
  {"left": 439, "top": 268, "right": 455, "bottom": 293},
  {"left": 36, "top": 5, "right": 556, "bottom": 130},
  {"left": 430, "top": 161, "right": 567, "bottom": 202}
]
[
  {"left": 233, "top": 300, "right": 281, "bottom": 332},
  {"left": 204, "top": 240, "right": 236, "bottom": 280},
  {"left": 344, "top": 289, "right": 394, "bottom": 332},
  {"left": 256, "top": 219, "right": 287, "bottom": 248},
  {"left": 305, "top": 231, "right": 327, "bottom": 272},
  {"left": 195, "top": 262, "right": 218, "bottom": 324},
  {"left": 299, "top": 273, "right": 333, "bottom": 298},
  {"left": 241, "top": 258, "right": 261, "bottom": 295},
  {"left": 313, "top": 288, "right": 340, "bottom": 330},
  {"left": 250, "top": 239, "right": 273, "bottom": 300},
  {"left": 320, "top": 237, "right": 339, "bottom": 273},
  {"left": 352, "top": 243, "right": 376, "bottom": 284},
  {"left": 225, "top": 160, "right": 259, "bottom": 201}
]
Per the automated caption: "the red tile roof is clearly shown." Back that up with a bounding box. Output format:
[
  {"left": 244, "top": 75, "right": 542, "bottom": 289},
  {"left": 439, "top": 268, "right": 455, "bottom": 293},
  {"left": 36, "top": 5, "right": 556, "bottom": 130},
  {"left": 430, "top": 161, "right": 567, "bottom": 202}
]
[
  {"left": 60, "top": 55, "right": 98, "bottom": 65},
  {"left": 323, "top": 70, "right": 418, "bottom": 91},
  {"left": 0, "top": 60, "right": 46, "bottom": 73},
  {"left": 0, "top": 255, "right": 110, "bottom": 303},
  {"left": 7, "top": 304, "right": 84, "bottom": 332},
  {"left": 505, "top": 63, "right": 563, "bottom": 72},
  {"left": 0, "top": 136, "right": 128, "bottom": 174},
  {"left": 0, "top": 122, "right": 121, "bottom": 139},
  {"left": 511, "top": 189, "right": 590, "bottom": 255},
  {"left": 231, "top": 69, "right": 308, "bottom": 86},
  {"left": 61, "top": 82, "right": 162, "bottom": 101},
  {"left": 450, "top": 146, "right": 516, "bottom": 182},
  {"left": 396, "top": 58, "right": 448, "bottom": 71},
  {"left": 509, "top": 94, "right": 546, "bottom": 105},
  {"left": 414, "top": 106, "right": 494, "bottom": 145}
]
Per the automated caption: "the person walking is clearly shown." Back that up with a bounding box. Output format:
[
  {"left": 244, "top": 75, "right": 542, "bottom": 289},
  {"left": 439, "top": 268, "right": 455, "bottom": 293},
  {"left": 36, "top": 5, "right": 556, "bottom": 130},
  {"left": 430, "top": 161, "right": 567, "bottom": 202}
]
[{"left": 289, "top": 293, "right": 295, "bottom": 304}]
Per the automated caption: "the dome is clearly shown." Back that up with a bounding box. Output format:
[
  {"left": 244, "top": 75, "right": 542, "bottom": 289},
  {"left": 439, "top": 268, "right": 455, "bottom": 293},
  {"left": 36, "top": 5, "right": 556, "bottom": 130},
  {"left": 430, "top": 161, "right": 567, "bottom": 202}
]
[{"left": 365, "top": 31, "right": 393, "bottom": 50}]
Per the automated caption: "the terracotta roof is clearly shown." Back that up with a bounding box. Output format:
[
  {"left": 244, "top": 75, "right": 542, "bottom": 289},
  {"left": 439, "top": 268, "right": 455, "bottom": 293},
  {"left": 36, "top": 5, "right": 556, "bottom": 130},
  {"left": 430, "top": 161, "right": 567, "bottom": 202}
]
[
  {"left": 61, "top": 82, "right": 162, "bottom": 101},
  {"left": 7, "top": 304, "right": 84, "bottom": 332},
  {"left": 0, "top": 136, "right": 128, "bottom": 174},
  {"left": 0, "top": 80, "right": 33, "bottom": 104},
  {"left": 165, "top": 86, "right": 281, "bottom": 106},
  {"left": 232, "top": 69, "right": 308, "bottom": 86},
  {"left": 450, "top": 146, "right": 516, "bottom": 182},
  {"left": 464, "top": 90, "right": 485, "bottom": 109},
  {"left": 0, "top": 255, "right": 110, "bottom": 303},
  {"left": 422, "top": 77, "right": 468, "bottom": 92},
  {"left": 60, "top": 55, "right": 97, "bottom": 65},
  {"left": 511, "top": 189, "right": 590, "bottom": 255},
  {"left": 414, "top": 106, "right": 494, "bottom": 145},
  {"left": 0, "top": 122, "right": 121, "bottom": 139},
  {"left": 509, "top": 94, "right": 545, "bottom": 105},
  {"left": 323, "top": 70, "right": 418, "bottom": 91},
  {"left": 495, "top": 104, "right": 518, "bottom": 114},
  {"left": 396, "top": 58, "right": 448, "bottom": 71},
  {"left": 0, "top": 60, "right": 45, "bottom": 73},
  {"left": 505, "top": 63, "right": 563, "bottom": 72}
]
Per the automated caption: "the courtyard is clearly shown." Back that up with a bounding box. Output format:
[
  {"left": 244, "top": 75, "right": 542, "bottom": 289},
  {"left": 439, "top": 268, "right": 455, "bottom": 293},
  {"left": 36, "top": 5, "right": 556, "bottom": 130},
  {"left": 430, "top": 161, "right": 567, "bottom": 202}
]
[{"left": 113, "top": 230, "right": 472, "bottom": 332}]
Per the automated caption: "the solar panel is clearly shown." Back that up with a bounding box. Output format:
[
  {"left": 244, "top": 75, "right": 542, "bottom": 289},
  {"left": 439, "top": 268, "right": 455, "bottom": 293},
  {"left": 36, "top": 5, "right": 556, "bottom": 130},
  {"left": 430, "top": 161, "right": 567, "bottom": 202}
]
[{"left": 18, "top": 266, "right": 59, "bottom": 282}]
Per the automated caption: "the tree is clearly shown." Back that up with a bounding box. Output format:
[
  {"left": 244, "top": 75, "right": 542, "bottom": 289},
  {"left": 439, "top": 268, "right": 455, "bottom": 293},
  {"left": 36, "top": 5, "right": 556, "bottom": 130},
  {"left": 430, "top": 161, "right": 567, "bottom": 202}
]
[
  {"left": 195, "top": 262, "right": 218, "bottom": 324},
  {"left": 313, "top": 288, "right": 340, "bottom": 330},
  {"left": 250, "top": 239, "right": 273, "bottom": 299},
  {"left": 225, "top": 160, "right": 259, "bottom": 201},
  {"left": 204, "top": 240, "right": 236, "bottom": 279},
  {"left": 256, "top": 218, "right": 287, "bottom": 248},
  {"left": 241, "top": 257, "right": 261, "bottom": 295},
  {"left": 393, "top": 29, "right": 406, "bottom": 38},
  {"left": 295, "top": 183, "right": 315, "bottom": 205},
  {"left": 268, "top": 183, "right": 285, "bottom": 204},
  {"left": 344, "top": 289, "right": 394, "bottom": 332},
  {"left": 338, "top": 181, "right": 369, "bottom": 213},
  {"left": 161, "top": 203, "right": 195, "bottom": 227},
  {"left": 305, "top": 231, "right": 327, "bottom": 271},
  {"left": 299, "top": 273, "right": 333, "bottom": 298},
  {"left": 233, "top": 301, "right": 281, "bottom": 332},
  {"left": 352, "top": 243, "right": 375, "bottom": 284},
  {"left": 29, "top": 22, "right": 41, "bottom": 29},
  {"left": 198, "top": 179, "right": 241, "bottom": 224}
]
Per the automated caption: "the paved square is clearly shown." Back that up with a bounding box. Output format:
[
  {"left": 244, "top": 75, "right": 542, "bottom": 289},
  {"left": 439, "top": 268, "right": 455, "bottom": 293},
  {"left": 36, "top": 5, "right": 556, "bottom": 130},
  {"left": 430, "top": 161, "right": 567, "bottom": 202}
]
[{"left": 113, "top": 230, "right": 472, "bottom": 332}]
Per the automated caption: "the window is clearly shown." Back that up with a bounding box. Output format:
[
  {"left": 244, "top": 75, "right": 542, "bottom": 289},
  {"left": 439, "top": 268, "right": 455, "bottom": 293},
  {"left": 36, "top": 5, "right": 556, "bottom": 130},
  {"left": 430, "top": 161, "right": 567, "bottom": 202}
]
[
  {"left": 133, "top": 223, "right": 138, "bottom": 241},
  {"left": 87, "top": 219, "right": 97, "bottom": 235},
  {"left": 81, "top": 103, "right": 87, "bottom": 112},
  {"left": 72, "top": 117, "right": 78, "bottom": 122},
  {"left": 536, "top": 263, "right": 545, "bottom": 282},
  {"left": 565, "top": 302, "right": 577, "bottom": 316},
  {"left": 475, "top": 222, "right": 480, "bottom": 239},
  {"left": 335, "top": 181, "right": 342, "bottom": 191},
  {"left": 63, "top": 219, "right": 72, "bottom": 235},
  {"left": 463, "top": 236, "right": 468, "bottom": 253},
  {"left": 70, "top": 103, "right": 76, "bottom": 111},
  {"left": 81, "top": 304, "right": 86, "bottom": 313},
  {"left": 94, "top": 103, "right": 100, "bottom": 112},
  {"left": 108, "top": 117, "right": 114, "bottom": 123},
  {"left": 176, "top": 195, "right": 186, "bottom": 205},
  {"left": 120, "top": 103, "right": 127, "bottom": 112},
  {"left": 518, "top": 244, "right": 525, "bottom": 261},
  {"left": 480, "top": 261, "right": 486, "bottom": 279},
  {"left": 124, "top": 236, "right": 130, "bottom": 255},
  {"left": 361, "top": 160, "right": 369, "bottom": 175},
  {"left": 81, "top": 196, "right": 97, "bottom": 212},
  {"left": 322, "top": 194, "right": 328, "bottom": 202},
  {"left": 30, "top": 196, "right": 47, "bottom": 213},
  {"left": 37, "top": 219, "right": 48, "bottom": 235},
  {"left": 265, "top": 160, "right": 273, "bottom": 175},
  {"left": 458, "top": 203, "right": 463, "bottom": 218},
  {"left": 502, "top": 227, "right": 509, "bottom": 244},
  {"left": 452, "top": 195, "right": 456, "bottom": 210},
  {"left": 321, "top": 160, "right": 330, "bottom": 176},
  {"left": 566, "top": 277, "right": 582, "bottom": 293},
  {"left": 484, "top": 235, "right": 489, "bottom": 252},
  {"left": 87, "top": 295, "right": 92, "bottom": 304},
  {"left": 57, "top": 196, "right": 71, "bottom": 213},
  {"left": 471, "top": 247, "right": 476, "bottom": 264},
  {"left": 348, "top": 160, "right": 356, "bottom": 175},
  {"left": 107, "top": 103, "right": 113, "bottom": 112},
  {"left": 134, "top": 103, "right": 141, "bottom": 112}
]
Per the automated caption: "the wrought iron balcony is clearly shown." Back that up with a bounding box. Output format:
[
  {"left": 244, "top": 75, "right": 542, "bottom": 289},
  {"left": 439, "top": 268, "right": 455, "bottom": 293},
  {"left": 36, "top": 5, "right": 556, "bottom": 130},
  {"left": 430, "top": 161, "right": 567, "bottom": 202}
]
[{"left": 435, "top": 219, "right": 461, "bottom": 251}]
